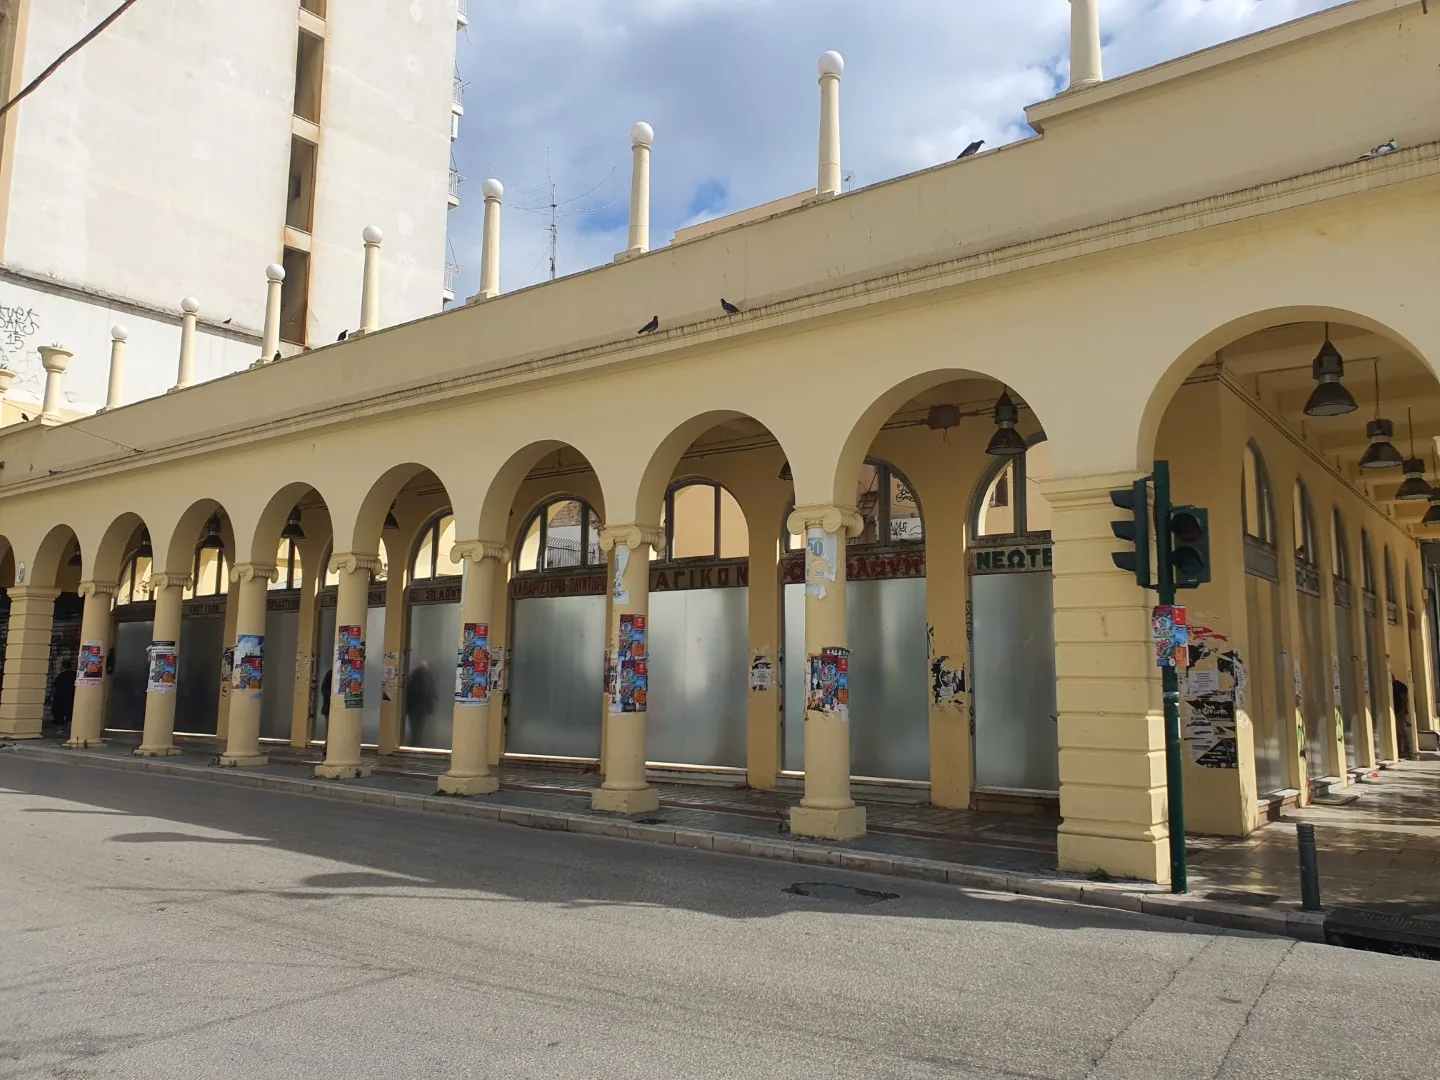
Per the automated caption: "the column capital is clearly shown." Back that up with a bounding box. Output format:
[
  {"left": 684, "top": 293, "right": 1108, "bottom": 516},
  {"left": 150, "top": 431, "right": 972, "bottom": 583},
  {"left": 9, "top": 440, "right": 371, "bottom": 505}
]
[
  {"left": 230, "top": 562, "right": 279, "bottom": 584},
  {"left": 328, "top": 552, "right": 382, "bottom": 577},
  {"left": 77, "top": 580, "right": 119, "bottom": 599},
  {"left": 148, "top": 572, "right": 193, "bottom": 594},
  {"left": 598, "top": 523, "right": 664, "bottom": 553},
  {"left": 5, "top": 585, "right": 61, "bottom": 603},
  {"left": 450, "top": 539, "right": 510, "bottom": 566},
  {"left": 787, "top": 503, "right": 864, "bottom": 538}
]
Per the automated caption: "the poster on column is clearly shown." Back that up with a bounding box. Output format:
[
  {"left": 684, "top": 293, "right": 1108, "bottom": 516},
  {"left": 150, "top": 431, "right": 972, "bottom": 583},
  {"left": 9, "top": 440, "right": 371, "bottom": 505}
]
[
  {"left": 454, "top": 622, "right": 491, "bottom": 705},
  {"left": 146, "top": 642, "right": 178, "bottom": 694},
  {"left": 615, "top": 613, "right": 648, "bottom": 713},
  {"left": 76, "top": 641, "right": 105, "bottom": 687},
  {"left": 1186, "top": 693, "right": 1239, "bottom": 768},
  {"left": 613, "top": 545, "right": 630, "bottom": 605},
  {"left": 806, "top": 646, "right": 849, "bottom": 719},
  {"left": 804, "top": 528, "right": 838, "bottom": 599},
  {"left": 491, "top": 646, "right": 506, "bottom": 694},
  {"left": 334, "top": 625, "right": 365, "bottom": 709},
  {"left": 233, "top": 634, "right": 264, "bottom": 694}
]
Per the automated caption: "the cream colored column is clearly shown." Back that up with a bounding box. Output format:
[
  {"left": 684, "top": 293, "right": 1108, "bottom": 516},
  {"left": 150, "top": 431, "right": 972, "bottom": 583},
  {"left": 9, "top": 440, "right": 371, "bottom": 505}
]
[
  {"left": 1068, "top": 0, "right": 1103, "bottom": 90},
  {"left": 358, "top": 227, "right": 383, "bottom": 334},
  {"left": 0, "top": 586, "right": 59, "bottom": 739},
  {"left": 438, "top": 541, "right": 508, "bottom": 795},
  {"left": 218, "top": 563, "right": 276, "bottom": 766},
  {"left": 136, "top": 574, "right": 188, "bottom": 756},
  {"left": 38, "top": 345, "right": 70, "bottom": 423},
  {"left": 624, "top": 124, "right": 652, "bottom": 256},
  {"left": 172, "top": 297, "right": 199, "bottom": 391},
  {"left": 65, "top": 581, "right": 117, "bottom": 747},
  {"left": 99, "top": 327, "right": 126, "bottom": 412},
  {"left": 592, "top": 524, "right": 663, "bottom": 814},
  {"left": 259, "top": 263, "right": 284, "bottom": 364},
  {"left": 816, "top": 52, "right": 844, "bottom": 197},
  {"left": 473, "top": 181, "right": 503, "bottom": 301},
  {"left": 215, "top": 574, "right": 241, "bottom": 741},
  {"left": 316, "top": 553, "right": 379, "bottom": 778},
  {"left": 786, "top": 503, "right": 866, "bottom": 841},
  {"left": 1042, "top": 474, "right": 1168, "bottom": 884}
]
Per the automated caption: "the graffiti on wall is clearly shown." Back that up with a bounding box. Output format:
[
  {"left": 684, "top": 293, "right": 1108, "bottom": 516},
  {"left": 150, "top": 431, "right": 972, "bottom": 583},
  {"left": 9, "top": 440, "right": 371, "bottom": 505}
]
[{"left": 0, "top": 302, "right": 40, "bottom": 353}]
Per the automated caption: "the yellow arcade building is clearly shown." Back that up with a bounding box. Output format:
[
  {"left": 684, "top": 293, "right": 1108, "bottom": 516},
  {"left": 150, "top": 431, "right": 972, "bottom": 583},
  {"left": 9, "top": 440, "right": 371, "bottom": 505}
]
[{"left": 1, "top": 0, "right": 1438, "bottom": 884}]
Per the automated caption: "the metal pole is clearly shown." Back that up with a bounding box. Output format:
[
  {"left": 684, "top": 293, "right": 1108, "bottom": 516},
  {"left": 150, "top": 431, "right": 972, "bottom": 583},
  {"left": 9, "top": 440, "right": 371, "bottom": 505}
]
[
  {"left": 1296, "top": 822, "right": 1322, "bottom": 911},
  {"left": 1153, "top": 460, "right": 1187, "bottom": 893}
]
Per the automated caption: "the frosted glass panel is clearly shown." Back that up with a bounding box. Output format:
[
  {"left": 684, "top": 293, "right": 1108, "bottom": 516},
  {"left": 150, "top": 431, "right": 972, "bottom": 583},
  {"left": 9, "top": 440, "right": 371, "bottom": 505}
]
[
  {"left": 972, "top": 573, "right": 1059, "bottom": 792},
  {"left": 508, "top": 594, "right": 605, "bottom": 758},
  {"left": 175, "top": 613, "right": 224, "bottom": 736},
  {"left": 107, "top": 620, "right": 153, "bottom": 731},
  {"left": 404, "top": 601, "right": 462, "bottom": 749},
  {"left": 259, "top": 609, "right": 299, "bottom": 741},
  {"left": 646, "top": 588, "right": 748, "bottom": 768},
  {"left": 312, "top": 603, "right": 385, "bottom": 746}
]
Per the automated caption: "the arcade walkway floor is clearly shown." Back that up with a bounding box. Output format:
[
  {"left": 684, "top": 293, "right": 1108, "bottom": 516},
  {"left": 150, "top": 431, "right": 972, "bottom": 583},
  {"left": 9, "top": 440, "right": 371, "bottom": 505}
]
[{"left": 12, "top": 731, "right": 1440, "bottom": 924}]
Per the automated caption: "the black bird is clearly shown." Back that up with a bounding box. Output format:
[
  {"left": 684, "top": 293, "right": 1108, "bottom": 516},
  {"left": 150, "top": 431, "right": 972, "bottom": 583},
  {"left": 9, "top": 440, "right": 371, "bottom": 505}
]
[
  {"left": 637, "top": 315, "right": 659, "bottom": 335},
  {"left": 337, "top": 329, "right": 348, "bottom": 341},
  {"left": 273, "top": 350, "right": 281, "bottom": 363},
  {"left": 720, "top": 298, "right": 740, "bottom": 315},
  {"left": 222, "top": 317, "right": 232, "bottom": 325},
  {"left": 957, "top": 140, "right": 984, "bottom": 160}
]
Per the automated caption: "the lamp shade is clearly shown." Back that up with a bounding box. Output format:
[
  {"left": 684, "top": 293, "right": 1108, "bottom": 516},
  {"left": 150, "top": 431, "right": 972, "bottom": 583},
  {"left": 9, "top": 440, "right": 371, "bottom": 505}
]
[
  {"left": 1395, "top": 459, "right": 1432, "bottom": 501},
  {"left": 198, "top": 513, "right": 225, "bottom": 550},
  {"left": 1358, "top": 419, "right": 1403, "bottom": 470},
  {"left": 1303, "top": 336, "right": 1357, "bottom": 417},
  {"left": 986, "top": 392, "right": 1027, "bottom": 457},
  {"left": 281, "top": 506, "right": 306, "bottom": 541}
]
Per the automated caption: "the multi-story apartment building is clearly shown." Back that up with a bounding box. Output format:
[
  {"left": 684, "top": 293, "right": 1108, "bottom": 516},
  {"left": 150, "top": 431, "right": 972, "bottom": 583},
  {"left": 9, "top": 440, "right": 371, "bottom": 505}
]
[{"left": 0, "top": 0, "right": 465, "bottom": 409}]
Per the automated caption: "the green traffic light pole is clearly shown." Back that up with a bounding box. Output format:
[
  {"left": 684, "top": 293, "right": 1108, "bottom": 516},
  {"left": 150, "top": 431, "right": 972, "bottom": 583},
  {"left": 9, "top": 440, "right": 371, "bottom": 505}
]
[{"left": 1152, "top": 460, "right": 1187, "bottom": 893}]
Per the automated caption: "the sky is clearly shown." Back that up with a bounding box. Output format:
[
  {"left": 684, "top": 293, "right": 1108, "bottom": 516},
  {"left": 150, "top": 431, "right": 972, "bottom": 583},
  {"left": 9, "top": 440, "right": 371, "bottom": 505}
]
[{"left": 445, "top": 0, "right": 1346, "bottom": 303}]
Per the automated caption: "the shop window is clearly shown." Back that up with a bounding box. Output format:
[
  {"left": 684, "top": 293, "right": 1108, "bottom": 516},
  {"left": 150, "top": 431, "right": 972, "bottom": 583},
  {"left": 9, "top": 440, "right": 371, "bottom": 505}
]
[
  {"left": 974, "top": 439, "right": 1052, "bottom": 539},
  {"left": 117, "top": 551, "right": 152, "bottom": 606},
  {"left": 1242, "top": 442, "right": 1276, "bottom": 545},
  {"left": 658, "top": 481, "right": 747, "bottom": 561},
  {"left": 515, "top": 498, "right": 604, "bottom": 573},
  {"left": 321, "top": 540, "right": 389, "bottom": 587},
  {"left": 1292, "top": 481, "right": 1317, "bottom": 567},
  {"left": 410, "top": 513, "right": 460, "bottom": 582},
  {"left": 784, "top": 458, "right": 924, "bottom": 550},
  {"left": 270, "top": 538, "right": 304, "bottom": 591},
  {"left": 1331, "top": 508, "right": 1349, "bottom": 581}
]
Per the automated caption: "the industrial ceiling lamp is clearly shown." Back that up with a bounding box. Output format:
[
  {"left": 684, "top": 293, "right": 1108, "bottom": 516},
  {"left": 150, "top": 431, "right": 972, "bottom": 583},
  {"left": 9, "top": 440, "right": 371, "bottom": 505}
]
[
  {"left": 136, "top": 528, "right": 153, "bottom": 559},
  {"left": 778, "top": 461, "right": 793, "bottom": 482},
  {"left": 1358, "top": 360, "right": 1403, "bottom": 470},
  {"left": 383, "top": 501, "right": 399, "bottom": 531},
  {"left": 1424, "top": 454, "right": 1440, "bottom": 527},
  {"left": 1395, "top": 407, "right": 1432, "bottom": 501},
  {"left": 1303, "top": 323, "right": 1358, "bottom": 417},
  {"left": 67, "top": 547, "right": 81, "bottom": 567},
  {"left": 198, "top": 512, "right": 225, "bottom": 551},
  {"left": 281, "top": 506, "right": 306, "bottom": 541},
  {"left": 985, "top": 392, "right": 1027, "bottom": 457}
]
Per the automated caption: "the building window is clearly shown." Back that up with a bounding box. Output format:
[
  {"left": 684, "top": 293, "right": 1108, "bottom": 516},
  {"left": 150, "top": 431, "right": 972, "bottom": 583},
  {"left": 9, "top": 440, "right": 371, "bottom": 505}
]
[
  {"left": 988, "top": 473, "right": 1009, "bottom": 509},
  {"left": 1242, "top": 442, "right": 1276, "bottom": 546},
  {"left": 1361, "top": 530, "right": 1376, "bottom": 595},
  {"left": 658, "top": 480, "right": 746, "bottom": 561},
  {"left": 409, "top": 513, "right": 461, "bottom": 582},
  {"left": 117, "top": 551, "right": 152, "bottom": 606},
  {"left": 783, "top": 458, "right": 924, "bottom": 550},
  {"left": 321, "top": 542, "right": 389, "bottom": 588},
  {"left": 189, "top": 546, "right": 229, "bottom": 599},
  {"left": 293, "top": 30, "right": 324, "bottom": 123},
  {"left": 286, "top": 137, "right": 318, "bottom": 232},
  {"left": 269, "top": 538, "right": 304, "bottom": 591},
  {"left": 974, "top": 439, "right": 1053, "bottom": 539},
  {"left": 1331, "top": 508, "right": 1349, "bottom": 581},
  {"left": 280, "top": 247, "right": 311, "bottom": 344},
  {"left": 1292, "top": 481, "right": 1317, "bottom": 567},
  {"left": 515, "top": 498, "right": 604, "bottom": 572},
  {"left": 1384, "top": 547, "right": 1398, "bottom": 607},
  {"left": 300, "top": 0, "right": 327, "bottom": 16}
]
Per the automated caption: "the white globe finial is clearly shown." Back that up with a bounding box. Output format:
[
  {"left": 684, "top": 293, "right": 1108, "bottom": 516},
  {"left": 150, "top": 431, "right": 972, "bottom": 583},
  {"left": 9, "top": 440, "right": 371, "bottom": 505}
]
[
  {"left": 111, "top": 325, "right": 129, "bottom": 342},
  {"left": 482, "top": 177, "right": 504, "bottom": 199},
  {"left": 818, "top": 50, "right": 844, "bottom": 78},
  {"left": 630, "top": 121, "right": 654, "bottom": 148},
  {"left": 180, "top": 296, "right": 200, "bottom": 314},
  {"left": 362, "top": 224, "right": 384, "bottom": 245},
  {"left": 266, "top": 262, "right": 286, "bottom": 282}
]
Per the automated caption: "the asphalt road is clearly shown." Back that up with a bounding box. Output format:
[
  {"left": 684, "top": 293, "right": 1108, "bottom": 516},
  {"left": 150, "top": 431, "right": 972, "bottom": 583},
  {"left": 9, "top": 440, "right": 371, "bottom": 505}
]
[{"left": 1, "top": 755, "right": 1436, "bottom": 1080}]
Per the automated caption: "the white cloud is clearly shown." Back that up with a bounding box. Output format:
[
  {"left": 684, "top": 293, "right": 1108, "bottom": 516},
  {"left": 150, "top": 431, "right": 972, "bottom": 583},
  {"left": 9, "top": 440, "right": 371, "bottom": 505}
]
[{"left": 448, "top": 0, "right": 1344, "bottom": 301}]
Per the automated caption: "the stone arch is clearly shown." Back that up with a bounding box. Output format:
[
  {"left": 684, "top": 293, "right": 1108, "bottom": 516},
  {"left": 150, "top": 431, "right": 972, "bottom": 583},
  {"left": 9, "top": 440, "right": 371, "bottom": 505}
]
[
  {"left": 27, "top": 522, "right": 82, "bottom": 589},
  {"left": 244, "top": 482, "right": 337, "bottom": 568},
  {"left": 91, "top": 512, "right": 151, "bottom": 587},
  {"left": 160, "top": 499, "right": 233, "bottom": 579},
  {"left": 345, "top": 461, "right": 467, "bottom": 557},
  {"left": 477, "top": 441, "right": 607, "bottom": 543}
]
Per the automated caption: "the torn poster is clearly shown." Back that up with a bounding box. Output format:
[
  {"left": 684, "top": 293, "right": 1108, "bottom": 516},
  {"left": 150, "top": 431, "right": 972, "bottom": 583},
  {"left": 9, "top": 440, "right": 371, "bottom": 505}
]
[
  {"left": 806, "top": 646, "right": 849, "bottom": 719},
  {"left": 146, "top": 642, "right": 177, "bottom": 695},
  {"left": 76, "top": 641, "right": 105, "bottom": 687},
  {"left": 454, "top": 622, "right": 490, "bottom": 706},
  {"left": 930, "top": 655, "right": 965, "bottom": 707},
  {"left": 1332, "top": 656, "right": 1342, "bottom": 706},
  {"left": 1185, "top": 668, "right": 1219, "bottom": 696},
  {"left": 490, "top": 646, "right": 506, "bottom": 694},
  {"left": 1186, "top": 693, "right": 1239, "bottom": 768},
  {"left": 613, "top": 544, "right": 630, "bottom": 605},
  {"left": 749, "top": 650, "right": 773, "bottom": 692},
  {"left": 232, "top": 633, "right": 264, "bottom": 695},
  {"left": 219, "top": 647, "right": 233, "bottom": 697},
  {"left": 335, "top": 624, "right": 365, "bottom": 709},
  {"left": 804, "top": 527, "right": 838, "bottom": 599}
]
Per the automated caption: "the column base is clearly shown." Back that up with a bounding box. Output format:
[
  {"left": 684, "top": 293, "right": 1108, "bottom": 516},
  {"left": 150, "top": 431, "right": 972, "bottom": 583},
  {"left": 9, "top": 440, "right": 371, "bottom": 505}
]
[
  {"left": 436, "top": 772, "right": 499, "bottom": 796},
  {"left": 314, "top": 762, "right": 373, "bottom": 779},
  {"left": 0, "top": 727, "right": 42, "bottom": 740},
  {"left": 591, "top": 785, "right": 660, "bottom": 814},
  {"left": 135, "top": 745, "right": 182, "bottom": 757},
  {"left": 789, "top": 804, "right": 867, "bottom": 841},
  {"left": 218, "top": 751, "right": 269, "bottom": 767},
  {"left": 63, "top": 736, "right": 104, "bottom": 749},
  {"left": 1057, "top": 822, "right": 1168, "bottom": 884}
]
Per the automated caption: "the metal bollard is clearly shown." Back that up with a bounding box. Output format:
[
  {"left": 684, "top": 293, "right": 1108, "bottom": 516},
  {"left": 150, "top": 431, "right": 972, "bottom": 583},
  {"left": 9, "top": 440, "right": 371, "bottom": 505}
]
[{"left": 1296, "top": 822, "right": 1323, "bottom": 912}]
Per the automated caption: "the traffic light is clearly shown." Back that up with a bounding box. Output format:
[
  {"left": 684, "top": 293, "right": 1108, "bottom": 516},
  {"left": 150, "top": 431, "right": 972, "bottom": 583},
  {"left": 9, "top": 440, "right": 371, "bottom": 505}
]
[
  {"left": 1169, "top": 506, "right": 1211, "bottom": 589},
  {"left": 1110, "top": 479, "right": 1151, "bottom": 588}
]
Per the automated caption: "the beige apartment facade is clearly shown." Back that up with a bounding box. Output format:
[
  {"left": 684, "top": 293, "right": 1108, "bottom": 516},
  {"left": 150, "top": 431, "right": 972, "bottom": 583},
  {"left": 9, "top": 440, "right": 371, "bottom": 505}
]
[{"left": 0, "top": 0, "right": 1437, "bottom": 883}]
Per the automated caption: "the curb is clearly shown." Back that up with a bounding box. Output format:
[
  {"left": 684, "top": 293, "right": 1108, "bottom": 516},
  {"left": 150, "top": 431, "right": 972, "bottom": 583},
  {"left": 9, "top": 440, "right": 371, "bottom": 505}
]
[{"left": 8, "top": 744, "right": 1326, "bottom": 945}]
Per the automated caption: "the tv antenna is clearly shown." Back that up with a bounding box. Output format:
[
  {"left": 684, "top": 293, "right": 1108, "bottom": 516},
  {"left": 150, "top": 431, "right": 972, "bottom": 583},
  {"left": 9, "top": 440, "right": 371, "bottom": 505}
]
[{"left": 511, "top": 149, "right": 617, "bottom": 283}]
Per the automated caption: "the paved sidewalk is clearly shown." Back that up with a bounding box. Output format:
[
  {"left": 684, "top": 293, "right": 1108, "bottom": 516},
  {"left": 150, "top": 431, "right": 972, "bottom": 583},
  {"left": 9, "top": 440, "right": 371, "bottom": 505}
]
[{"left": 7, "top": 735, "right": 1440, "bottom": 947}]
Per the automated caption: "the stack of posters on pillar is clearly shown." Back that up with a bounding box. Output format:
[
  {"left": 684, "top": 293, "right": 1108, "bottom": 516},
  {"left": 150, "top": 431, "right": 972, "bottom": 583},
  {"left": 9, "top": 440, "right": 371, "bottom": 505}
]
[
  {"left": 146, "top": 643, "right": 177, "bottom": 695},
  {"left": 335, "top": 625, "right": 365, "bottom": 709},
  {"left": 455, "top": 622, "right": 491, "bottom": 706},
  {"left": 613, "top": 613, "right": 647, "bottom": 713},
  {"left": 77, "top": 641, "right": 104, "bottom": 687},
  {"left": 1183, "top": 618, "right": 1243, "bottom": 769},
  {"left": 806, "top": 646, "right": 849, "bottom": 719},
  {"left": 233, "top": 634, "right": 263, "bottom": 694}
]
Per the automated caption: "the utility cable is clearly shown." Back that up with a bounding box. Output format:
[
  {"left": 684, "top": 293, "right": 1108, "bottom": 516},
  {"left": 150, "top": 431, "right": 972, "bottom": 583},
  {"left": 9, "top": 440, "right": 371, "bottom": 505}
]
[{"left": 0, "top": 0, "right": 143, "bottom": 122}]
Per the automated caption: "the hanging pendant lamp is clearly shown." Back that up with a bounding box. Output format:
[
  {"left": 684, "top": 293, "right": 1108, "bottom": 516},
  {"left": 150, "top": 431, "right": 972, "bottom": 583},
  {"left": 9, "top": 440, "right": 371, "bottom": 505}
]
[
  {"left": 136, "top": 528, "right": 153, "bottom": 559},
  {"left": 985, "top": 391, "right": 1027, "bottom": 457},
  {"left": 1424, "top": 454, "right": 1440, "bottom": 527},
  {"left": 383, "top": 501, "right": 399, "bottom": 531},
  {"left": 281, "top": 506, "right": 306, "bottom": 541},
  {"left": 1303, "top": 322, "right": 1358, "bottom": 417},
  {"left": 1395, "top": 407, "right": 1432, "bottom": 500},
  {"left": 1358, "top": 360, "right": 1403, "bottom": 470},
  {"left": 198, "top": 512, "right": 225, "bottom": 550}
]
